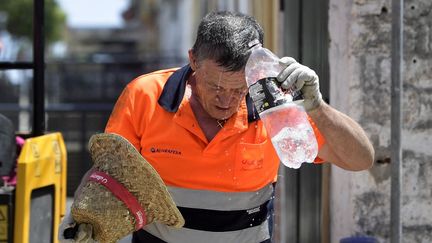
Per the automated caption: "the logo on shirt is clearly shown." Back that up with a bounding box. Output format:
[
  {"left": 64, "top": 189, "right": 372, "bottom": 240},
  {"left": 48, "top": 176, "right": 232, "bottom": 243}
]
[
  {"left": 241, "top": 158, "right": 264, "bottom": 170},
  {"left": 150, "top": 147, "right": 182, "bottom": 155}
]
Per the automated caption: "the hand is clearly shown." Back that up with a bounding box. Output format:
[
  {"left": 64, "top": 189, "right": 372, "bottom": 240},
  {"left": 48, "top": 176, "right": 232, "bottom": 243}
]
[
  {"left": 58, "top": 213, "right": 96, "bottom": 243},
  {"left": 277, "top": 57, "right": 323, "bottom": 112}
]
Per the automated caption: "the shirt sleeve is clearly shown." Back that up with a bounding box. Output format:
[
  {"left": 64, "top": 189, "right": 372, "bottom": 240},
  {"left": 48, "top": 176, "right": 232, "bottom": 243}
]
[
  {"left": 105, "top": 85, "right": 141, "bottom": 151},
  {"left": 307, "top": 116, "right": 326, "bottom": 163}
]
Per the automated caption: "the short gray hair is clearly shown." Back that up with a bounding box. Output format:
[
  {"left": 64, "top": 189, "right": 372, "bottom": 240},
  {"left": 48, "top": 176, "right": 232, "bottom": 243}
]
[{"left": 191, "top": 11, "right": 264, "bottom": 72}]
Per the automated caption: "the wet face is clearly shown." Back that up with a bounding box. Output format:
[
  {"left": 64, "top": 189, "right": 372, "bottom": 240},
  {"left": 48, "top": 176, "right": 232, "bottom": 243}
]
[{"left": 189, "top": 53, "right": 248, "bottom": 120}]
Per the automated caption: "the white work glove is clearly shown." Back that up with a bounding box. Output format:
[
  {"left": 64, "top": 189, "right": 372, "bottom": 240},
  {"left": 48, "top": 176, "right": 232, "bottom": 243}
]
[
  {"left": 276, "top": 57, "right": 323, "bottom": 112},
  {"left": 58, "top": 213, "right": 97, "bottom": 243}
]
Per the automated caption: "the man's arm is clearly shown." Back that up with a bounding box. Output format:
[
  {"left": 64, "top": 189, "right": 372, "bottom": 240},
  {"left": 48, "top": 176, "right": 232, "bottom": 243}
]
[
  {"left": 309, "top": 102, "right": 374, "bottom": 171},
  {"left": 277, "top": 57, "right": 374, "bottom": 171}
]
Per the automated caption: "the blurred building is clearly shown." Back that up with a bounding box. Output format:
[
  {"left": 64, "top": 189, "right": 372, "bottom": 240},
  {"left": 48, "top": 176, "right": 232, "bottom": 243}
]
[{"left": 328, "top": 0, "right": 432, "bottom": 242}]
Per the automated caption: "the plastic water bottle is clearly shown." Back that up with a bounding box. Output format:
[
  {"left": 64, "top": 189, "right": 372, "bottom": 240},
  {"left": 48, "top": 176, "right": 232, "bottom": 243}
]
[{"left": 245, "top": 41, "right": 318, "bottom": 169}]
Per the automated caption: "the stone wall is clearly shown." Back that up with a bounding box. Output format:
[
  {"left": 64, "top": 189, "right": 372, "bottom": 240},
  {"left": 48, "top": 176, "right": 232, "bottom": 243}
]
[{"left": 328, "top": 0, "right": 432, "bottom": 242}]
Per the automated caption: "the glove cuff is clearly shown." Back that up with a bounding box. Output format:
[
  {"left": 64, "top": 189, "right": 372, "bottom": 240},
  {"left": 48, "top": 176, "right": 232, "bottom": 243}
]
[{"left": 304, "top": 93, "right": 323, "bottom": 112}]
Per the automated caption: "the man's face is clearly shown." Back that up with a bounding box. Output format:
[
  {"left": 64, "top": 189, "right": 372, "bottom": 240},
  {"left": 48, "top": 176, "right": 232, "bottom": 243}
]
[{"left": 191, "top": 58, "right": 248, "bottom": 120}]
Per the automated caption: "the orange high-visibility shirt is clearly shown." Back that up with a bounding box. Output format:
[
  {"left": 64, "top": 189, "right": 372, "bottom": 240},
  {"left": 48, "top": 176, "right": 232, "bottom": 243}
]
[{"left": 105, "top": 66, "right": 325, "bottom": 193}]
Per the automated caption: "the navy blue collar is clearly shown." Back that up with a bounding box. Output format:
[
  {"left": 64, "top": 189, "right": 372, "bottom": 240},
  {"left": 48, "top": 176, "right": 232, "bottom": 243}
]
[{"left": 158, "top": 64, "right": 259, "bottom": 123}]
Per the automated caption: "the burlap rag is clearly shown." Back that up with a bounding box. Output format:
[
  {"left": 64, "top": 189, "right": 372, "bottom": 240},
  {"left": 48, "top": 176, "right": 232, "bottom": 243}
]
[{"left": 71, "top": 133, "right": 184, "bottom": 243}]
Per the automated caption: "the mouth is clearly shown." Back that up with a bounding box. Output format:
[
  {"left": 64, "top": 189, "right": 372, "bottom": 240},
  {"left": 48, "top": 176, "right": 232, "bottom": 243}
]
[{"left": 215, "top": 106, "right": 231, "bottom": 111}]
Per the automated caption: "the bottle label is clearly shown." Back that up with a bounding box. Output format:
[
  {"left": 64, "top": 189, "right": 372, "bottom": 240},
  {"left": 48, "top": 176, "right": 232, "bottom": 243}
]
[{"left": 248, "top": 77, "right": 288, "bottom": 113}]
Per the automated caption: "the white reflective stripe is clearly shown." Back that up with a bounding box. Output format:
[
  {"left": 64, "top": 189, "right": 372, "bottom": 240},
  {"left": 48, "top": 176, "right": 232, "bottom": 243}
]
[
  {"left": 144, "top": 220, "right": 270, "bottom": 243},
  {"left": 167, "top": 183, "right": 274, "bottom": 210}
]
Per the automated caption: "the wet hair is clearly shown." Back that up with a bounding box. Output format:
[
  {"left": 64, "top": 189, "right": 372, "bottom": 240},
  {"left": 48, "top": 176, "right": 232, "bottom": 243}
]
[{"left": 191, "top": 11, "right": 264, "bottom": 72}]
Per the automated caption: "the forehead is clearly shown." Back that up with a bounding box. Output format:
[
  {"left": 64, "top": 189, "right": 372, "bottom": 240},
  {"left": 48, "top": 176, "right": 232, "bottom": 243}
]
[{"left": 197, "top": 60, "right": 246, "bottom": 88}]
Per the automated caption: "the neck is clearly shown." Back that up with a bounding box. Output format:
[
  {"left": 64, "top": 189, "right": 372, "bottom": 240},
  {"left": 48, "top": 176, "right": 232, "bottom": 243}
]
[
  {"left": 187, "top": 84, "right": 224, "bottom": 141},
  {"left": 189, "top": 87, "right": 211, "bottom": 119}
]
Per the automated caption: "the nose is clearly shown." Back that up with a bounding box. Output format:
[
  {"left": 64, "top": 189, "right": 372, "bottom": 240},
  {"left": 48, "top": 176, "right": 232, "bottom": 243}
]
[{"left": 216, "top": 91, "right": 235, "bottom": 108}]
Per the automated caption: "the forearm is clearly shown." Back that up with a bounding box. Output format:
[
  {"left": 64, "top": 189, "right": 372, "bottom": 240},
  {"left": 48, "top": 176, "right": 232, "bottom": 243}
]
[{"left": 308, "top": 102, "right": 374, "bottom": 171}]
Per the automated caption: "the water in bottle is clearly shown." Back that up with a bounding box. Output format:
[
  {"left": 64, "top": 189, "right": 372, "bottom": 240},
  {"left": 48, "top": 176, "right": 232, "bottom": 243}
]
[{"left": 245, "top": 41, "right": 318, "bottom": 169}]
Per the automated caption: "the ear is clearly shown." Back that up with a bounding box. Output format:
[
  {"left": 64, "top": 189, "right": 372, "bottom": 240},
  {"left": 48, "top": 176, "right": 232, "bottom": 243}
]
[{"left": 188, "top": 49, "right": 198, "bottom": 71}]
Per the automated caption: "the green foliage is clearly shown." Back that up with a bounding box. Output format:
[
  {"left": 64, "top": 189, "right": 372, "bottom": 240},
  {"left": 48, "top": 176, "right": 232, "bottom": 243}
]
[{"left": 0, "top": 0, "right": 66, "bottom": 43}]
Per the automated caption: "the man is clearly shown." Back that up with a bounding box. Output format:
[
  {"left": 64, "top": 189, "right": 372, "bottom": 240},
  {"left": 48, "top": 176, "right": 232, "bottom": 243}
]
[{"left": 60, "top": 11, "right": 374, "bottom": 243}]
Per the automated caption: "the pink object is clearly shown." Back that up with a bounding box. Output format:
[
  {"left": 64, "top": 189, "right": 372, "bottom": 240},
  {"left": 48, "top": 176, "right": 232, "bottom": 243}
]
[{"left": 1, "top": 136, "right": 25, "bottom": 186}]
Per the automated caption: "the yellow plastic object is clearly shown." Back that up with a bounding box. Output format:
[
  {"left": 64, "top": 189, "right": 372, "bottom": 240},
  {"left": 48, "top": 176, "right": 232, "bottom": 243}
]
[
  {"left": 14, "top": 133, "right": 67, "bottom": 243},
  {"left": 0, "top": 205, "right": 8, "bottom": 240}
]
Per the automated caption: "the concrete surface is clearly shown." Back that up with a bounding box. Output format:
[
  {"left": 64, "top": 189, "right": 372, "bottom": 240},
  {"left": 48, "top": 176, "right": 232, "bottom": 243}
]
[{"left": 329, "top": 0, "right": 432, "bottom": 242}]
